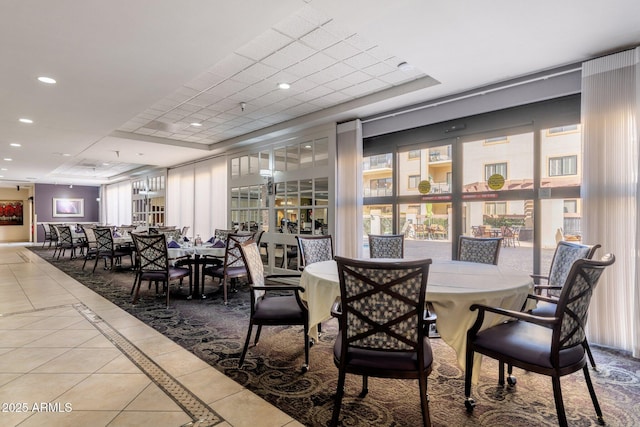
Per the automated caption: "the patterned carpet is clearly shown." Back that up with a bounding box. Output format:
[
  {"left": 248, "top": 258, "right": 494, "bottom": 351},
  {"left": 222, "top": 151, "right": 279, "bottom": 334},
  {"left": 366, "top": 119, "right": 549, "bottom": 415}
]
[{"left": 32, "top": 248, "right": 640, "bottom": 426}]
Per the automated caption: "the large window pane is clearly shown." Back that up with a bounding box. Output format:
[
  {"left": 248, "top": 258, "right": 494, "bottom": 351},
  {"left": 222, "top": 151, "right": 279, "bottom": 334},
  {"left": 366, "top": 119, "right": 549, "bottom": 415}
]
[{"left": 363, "top": 153, "right": 393, "bottom": 197}]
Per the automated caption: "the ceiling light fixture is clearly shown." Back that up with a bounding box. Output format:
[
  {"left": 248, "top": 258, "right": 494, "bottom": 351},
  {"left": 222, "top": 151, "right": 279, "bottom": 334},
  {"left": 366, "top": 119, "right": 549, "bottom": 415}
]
[
  {"left": 3, "top": 158, "right": 13, "bottom": 162},
  {"left": 19, "top": 118, "right": 33, "bottom": 124},
  {"left": 62, "top": 153, "right": 71, "bottom": 157},
  {"left": 277, "top": 82, "right": 291, "bottom": 90},
  {"left": 240, "top": 102, "right": 246, "bottom": 112},
  {"left": 37, "top": 76, "right": 57, "bottom": 84},
  {"left": 190, "top": 122, "right": 203, "bottom": 127},
  {"left": 10, "top": 143, "right": 21, "bottom": 147},
  {"left": 397, "top": 61, "right": 413, "bottom": 72}
]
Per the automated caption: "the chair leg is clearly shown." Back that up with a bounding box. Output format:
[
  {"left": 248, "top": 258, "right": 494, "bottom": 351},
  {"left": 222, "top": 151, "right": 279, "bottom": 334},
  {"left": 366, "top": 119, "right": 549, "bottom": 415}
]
[
  {"left": 302, "top": 323, "right": 309, "bottom": 373},
  {"left": 584, "top": 340, "right": 597, "bottom": 370},
  {"left": 360, "top": 375, "right": 368, "bottom": 397},
  {"left": 92, "top": 255, "right": 100, "bottom": 273},
  {"left": 464, "top": 346, "right": 476, "bottom": 412},
  {"left": 583, "top": 365, "right": 605, "bottom": 425},
  {"left": 331, "top": 369, "right": 347, "bottom": 427},
  {"left": 239, "top": 322, "right": 254, "bottom": 367},
  {"left": 253, "top": 325, "right": 263, "bottom": 345},
  {"left": 223, "top": 277, "right": 229, "bottom": 305},
  {"left": 418, "top": 374, "right": 432, "bottom": 427},
  {"left": 551, "top": 376, "right": 568, "bottom": 427}
]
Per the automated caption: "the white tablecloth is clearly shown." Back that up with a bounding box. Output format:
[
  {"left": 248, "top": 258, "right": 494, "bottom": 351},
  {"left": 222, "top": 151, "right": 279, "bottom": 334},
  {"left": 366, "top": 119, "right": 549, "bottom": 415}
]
[{"left": 300, "top": 259, "right": 533, "bottom": 381}]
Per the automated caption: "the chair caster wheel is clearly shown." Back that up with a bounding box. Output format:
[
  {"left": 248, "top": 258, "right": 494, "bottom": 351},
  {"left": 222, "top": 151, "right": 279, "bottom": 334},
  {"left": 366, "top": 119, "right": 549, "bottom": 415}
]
[
  {"left": 465, "top": 398, "right": 476, "bottom": 412},
  {"left": 507, "top": 375, "right": 517, "bottom": 386},
  {"left": 309, "top": 338, "right": 315, "bottom": 347},
  {"left": 301, "top": 364, "right": 309, "bottom": 373}
]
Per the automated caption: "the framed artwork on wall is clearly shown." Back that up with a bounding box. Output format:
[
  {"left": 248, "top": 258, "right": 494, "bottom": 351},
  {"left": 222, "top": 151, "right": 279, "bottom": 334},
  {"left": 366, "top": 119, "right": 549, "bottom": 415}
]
[
  {"left": 53, "top": 198, "right": 84, "bottom": 217},
  {"left": 0, "top": 200, "right": 24, "bottom": 225}
]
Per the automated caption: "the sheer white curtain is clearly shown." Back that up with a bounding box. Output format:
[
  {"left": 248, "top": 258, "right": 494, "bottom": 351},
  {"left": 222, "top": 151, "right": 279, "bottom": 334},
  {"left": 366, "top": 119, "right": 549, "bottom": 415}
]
[
  {"left": 166, "top": 156, "right": 227, "bottom": 240},
  {"left": 335, "top": 120, "right": 363, "bottom": 258},
  {"left": 581, "top": 47, "right": 640, "bottom": 357},
  {"left": 103, "top": 181, "right": 132, "bottom": 226}
]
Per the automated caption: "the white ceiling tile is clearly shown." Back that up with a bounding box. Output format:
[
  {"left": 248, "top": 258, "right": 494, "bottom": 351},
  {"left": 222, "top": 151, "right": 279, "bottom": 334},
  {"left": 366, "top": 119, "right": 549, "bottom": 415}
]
[
  {"left": 362, "top": 62, "right": 397, "bottom": 77},
  {"left": 317, "top": 91, "right": 352, "bottom": 104},
  {"left": 320, "top": 19, "right": 355, "bottom": 40},
  {"left": 346, "top": 34, "right": 377, "bottom": 51},
  {"left": 343, "top": 52, "right": 379, "bottom": 70},
  {"left": 212, "top": 54, "right": 256, "bottom": 79},
  {"left": 261, "top": 51, "right": 299, "bottom": 70},
  {"left": 366, "top": 45, "right": 395, "bottom": 62},
  {"left": 211, "top": 79, "right": 246, "bottom": 97},
  {"left": 273, "top": 14, "right": 317, "bottom": 39},
  {"left": 296, "top": 5, "right": 331, "bottom": 27},
  {"left": 236, "top": 29, "right": 293, "bottom": 61},
  {"left": 378, "top": 70, "right": 416, "bottom": 85},
  {"left": 300, "top": 51, "right": 335, "bottom": 71},
  {"left": 243, "top": 62, "right": 279, "bottom": 79},
  {"left": 230, "top": 70, "right": 263, "bottom": 85},
  {"left": 305, "top": 85, "right": 334, "bottom": 99},
  {"left": 324, "top": 78, "right": 353, "bottom": 91},
  {"left": 342, "top": 70, "right": 372, "bottom": 85},
  {"left": 323, "top": 41, "right": 361, "bottom": 61},
  {"left": 189, "top": 93, "right": 222, "bottom": 108},
  {"left": 257, "top": 90, "right": 291, "bottom": 105},
  {"left": 287, "top": 78, "right": 316, "bottom": 92},
  {"left": 306, "top": 70, "right": 335, "bottom": 85},
  {"left": 300, "top": 28, "right": 339, "bottom": 51},
  {"left": 323, "top": 62, "right": 357, "bottom": 78},
  {"left": 278, "top": 41, "right": 316, "bottom": 62},
  {"left": 179, "top": 103, "right": 202, "bottom": 113},
  {"left": 341, "top": 78, "right": 388, "bottom": 97}
]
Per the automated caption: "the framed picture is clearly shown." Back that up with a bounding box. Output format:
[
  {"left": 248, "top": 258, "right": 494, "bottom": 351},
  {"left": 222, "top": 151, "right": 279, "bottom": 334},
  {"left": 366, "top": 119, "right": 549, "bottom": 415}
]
[
  {"left": 53, "top": 198, "right": 84, "bottom": 217},
  {"left": 0, "top": 200, "right": 24, "bottom": 225}
]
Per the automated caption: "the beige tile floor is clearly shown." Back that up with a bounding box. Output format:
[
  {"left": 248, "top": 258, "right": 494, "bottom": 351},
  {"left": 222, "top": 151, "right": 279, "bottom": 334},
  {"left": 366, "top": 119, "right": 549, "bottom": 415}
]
[{"left": 0, "top": 244, "right": 304, "bottom": 427}]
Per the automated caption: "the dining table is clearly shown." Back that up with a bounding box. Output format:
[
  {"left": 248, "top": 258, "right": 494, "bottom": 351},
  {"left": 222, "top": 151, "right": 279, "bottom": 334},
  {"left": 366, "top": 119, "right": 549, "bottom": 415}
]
[
  {"left": 300, "top": 259, "right": 534, "bottom": 382},
  {"left": 167, "top": 244, "right": 226, "bottom": 299}
]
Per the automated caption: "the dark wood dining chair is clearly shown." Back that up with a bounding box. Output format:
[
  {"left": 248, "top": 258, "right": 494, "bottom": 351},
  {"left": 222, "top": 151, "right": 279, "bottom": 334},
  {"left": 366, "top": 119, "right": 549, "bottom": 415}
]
[
  {"left": 457, "top": 235, "right": 502, "bottom": 265},
  {"left": 202, "top": 232, "right": 254, "bottom": 305},
  {"left": 368, "top": 233, "right": 404, "bottom": 258},
  {"left": 131, "top": 233, "right": 191, "bottom": 307},
  {"left": 331, "top": 256, "right": 435, "bottom": 427},
  {"left": 464, "top": 254, "right": 615, "bottom": 427},
  {"left": 92, "top": 227, "right": 134, "bottom": 272},
  {"left": 295, "top": 234, "right": 334, "bottom": 270},
  {"left": 238, "top": 240, "right": 308, "bottom": 372}
]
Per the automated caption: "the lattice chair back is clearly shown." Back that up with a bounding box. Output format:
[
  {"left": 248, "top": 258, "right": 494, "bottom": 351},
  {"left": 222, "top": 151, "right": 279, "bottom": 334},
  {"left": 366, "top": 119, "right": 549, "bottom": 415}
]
[
  {"left": 239, "top": 240, "right": 266, "bottom": 301},
  {"left": 553, "top": 254, "right": 615, "bottom": 355},
  {"left": 296, "top": 235, "right": 334, "bottom": 268},
  {"left": 83, "top": 227, "right": 97, "bottom": 246},
  {"left": 335, "top": 257, "right": 431, "bottom": 352},
  {"left": 368, "top": 234, "right": 404, "bottom": 259},
  {"left": 224, "top": 233, "right": 254, "bottom": 269},
  {"left": 162, "top": 229, "right": 182, "bottom": 242},
  {"left": 57, "top": 225, "right": 74, "bottom": 245},
  {"left": 132, "top": 233, "right": 168, "bottom": 273},
  {"left": 94, "top": 227, "right": 115, "bottom": 253},
  {"left": 547, "top": 241, "right": 601, "bottom": 297},
  {"left": 50, "top": 224, "right": 60, "bottom": 242},
  {"left": 458, "top": 236, "right": 502, "bottom": 265},
  {"left": 214, "top": 229, "right": 234, "bottom": 243}
]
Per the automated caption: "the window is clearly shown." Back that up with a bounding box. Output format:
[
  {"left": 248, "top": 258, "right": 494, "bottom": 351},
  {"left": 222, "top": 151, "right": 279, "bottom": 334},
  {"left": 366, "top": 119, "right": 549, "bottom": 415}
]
[
  {"left": 484, "top": 136, "right": 509, "bottom": 145},
  {"left": 370, "top": 178, "right": 392, "bottom": 196},
  {"left": 484, "top": 202, "right": 507, "bottom": 216},
  {"left": 408, "top": 175, "right": 420, "bottom": 189},
  {"left": 564, "top": 199, "right": 577, "bottom": 214},
  {"left": 365, "top": 154, "right": 392, "bottom": 170},
  {"left": 408, "top": 150, "right": 421, "bottom": 160},
  {"left": 547, "top": 124, "right": 579, "bottom": 136},
  {"left": 485, "top": 162, "right": 507, "bottom": 180},
  {"left": 549, "top": 155, "right": 577, "bottom": 176}
]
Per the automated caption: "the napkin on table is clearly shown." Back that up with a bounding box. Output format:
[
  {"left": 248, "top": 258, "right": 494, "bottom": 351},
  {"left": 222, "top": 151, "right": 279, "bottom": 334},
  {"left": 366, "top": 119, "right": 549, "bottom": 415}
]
[
  {"left": 211, "top": 238, "right": 226, "bottom": 248},
  {"left": 167, "top": 240, "right": 181, "bottom": 248}
]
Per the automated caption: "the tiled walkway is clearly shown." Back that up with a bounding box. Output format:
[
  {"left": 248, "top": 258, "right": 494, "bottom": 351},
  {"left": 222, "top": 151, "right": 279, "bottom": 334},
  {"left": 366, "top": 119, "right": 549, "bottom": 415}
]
[{"left": 0, "top": 244, "right": 303, "bottom": 427}]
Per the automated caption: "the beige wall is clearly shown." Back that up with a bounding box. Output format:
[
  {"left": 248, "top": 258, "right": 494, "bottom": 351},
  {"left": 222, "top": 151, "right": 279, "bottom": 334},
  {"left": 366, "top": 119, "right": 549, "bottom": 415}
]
[{"left": 0, "top": 187, "right": 32, "bottom": 242}]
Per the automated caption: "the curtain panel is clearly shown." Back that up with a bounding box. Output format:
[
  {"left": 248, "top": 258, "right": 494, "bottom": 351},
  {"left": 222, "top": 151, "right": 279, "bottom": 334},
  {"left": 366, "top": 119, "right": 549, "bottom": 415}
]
[{"left": 581, "top": 47, "right": 640, "bottom": 357}]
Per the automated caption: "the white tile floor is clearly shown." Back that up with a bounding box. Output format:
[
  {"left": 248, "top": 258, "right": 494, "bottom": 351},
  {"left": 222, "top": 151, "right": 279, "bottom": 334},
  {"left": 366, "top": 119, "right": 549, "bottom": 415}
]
[{"left": 0, "top": 244, "right": 304, "bottom": 427}]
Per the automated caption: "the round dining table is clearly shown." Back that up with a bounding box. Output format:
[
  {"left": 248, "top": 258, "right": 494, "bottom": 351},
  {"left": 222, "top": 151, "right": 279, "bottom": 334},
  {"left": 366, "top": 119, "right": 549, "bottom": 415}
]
[
  {"left": 300, "top": 259, "right": 534, "bottom": 381},
  {"left": 168, "top": 245, "right": 226, "bottom": 299}
]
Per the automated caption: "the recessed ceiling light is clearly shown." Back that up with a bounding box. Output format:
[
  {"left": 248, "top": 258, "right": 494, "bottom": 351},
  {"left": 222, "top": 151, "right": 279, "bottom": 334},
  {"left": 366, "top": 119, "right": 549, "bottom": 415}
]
[
  {"left": 0, "top": 168, "right": 7, "bottom": 171},
  {"left": 62, "top": 153, "right": 71, "bottom": 157},
  {"left": 137, "top": 153, "right": 144, "bottom": 156},
  {"left": 3, "top": 158, "right": 12, "bottom": 162},
  {"left": 19, "top": 118, "right": 33, "bottom": 124},
  {"left": 102, "top": 162, "right": 110, "bottom": 166},
  {"left": 190, "top": 122, "right": 203, "bottom": 127},
  {"left": 10, "top": 143, "right": 21, "bottom": 147},
  {"left": 397, "top": 61, "right": 413, "bottom": 72},
  {"left": 277, "top": 82, "right": 291, "bottom": 90},
  {"left": 37, "top": 76, "right": 57, "bottom": 84}
]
